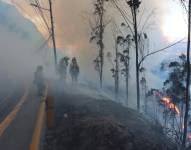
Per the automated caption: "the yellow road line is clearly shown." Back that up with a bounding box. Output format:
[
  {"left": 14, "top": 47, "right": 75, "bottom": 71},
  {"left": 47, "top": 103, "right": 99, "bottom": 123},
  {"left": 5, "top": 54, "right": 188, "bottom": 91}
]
[
  {"left": 29, "top": 86, "right": 48, "bottom": 150},
  {"left": 0, "top": 88, "right": 29, "bottom": 136}
]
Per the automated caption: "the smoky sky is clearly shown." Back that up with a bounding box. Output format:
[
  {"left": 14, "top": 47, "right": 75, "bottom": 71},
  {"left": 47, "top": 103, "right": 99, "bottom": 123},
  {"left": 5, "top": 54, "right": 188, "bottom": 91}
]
[
  {"left": 2, "top": 2, "right": 186, "bottom": 77},
  {"left": 0, "top": 0, "right": 188, "bottom": 107},
  {"left": 2, "top": 0, "right": 187, "bottom": 79},
  {"left": 0, "top": 1, "right": 51, "bottom": 83}
]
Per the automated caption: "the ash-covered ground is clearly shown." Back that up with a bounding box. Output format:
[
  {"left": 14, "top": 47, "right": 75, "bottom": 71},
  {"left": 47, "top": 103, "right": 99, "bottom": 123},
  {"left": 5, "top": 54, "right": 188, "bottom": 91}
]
[{"left": 44, "top": 83, "right": 176, "bottom": 150}]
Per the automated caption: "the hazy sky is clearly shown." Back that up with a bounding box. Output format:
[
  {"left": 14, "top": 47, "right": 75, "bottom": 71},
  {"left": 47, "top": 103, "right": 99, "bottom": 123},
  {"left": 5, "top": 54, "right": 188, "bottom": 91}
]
[
  {"left": 6, "top": 0, "right": 186, "bottom": 50},
  {"left": 1, "top": 0, "right": 188, "bottom": 84},
  {"left": 8, "top": 2, "right": 186, "bottom": 57},
  {"left": 0, "top": 0, "right": 188, "bottom": 107},
  {"left": 0, "top": 0, "right": 47, "bottom": 82}
]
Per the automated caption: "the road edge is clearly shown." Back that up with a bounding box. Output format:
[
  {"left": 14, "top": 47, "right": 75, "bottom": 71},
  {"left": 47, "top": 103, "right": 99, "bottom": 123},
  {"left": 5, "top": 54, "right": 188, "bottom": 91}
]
[{"left": 29, "top": 87, "right": 48, "bottom": 150}]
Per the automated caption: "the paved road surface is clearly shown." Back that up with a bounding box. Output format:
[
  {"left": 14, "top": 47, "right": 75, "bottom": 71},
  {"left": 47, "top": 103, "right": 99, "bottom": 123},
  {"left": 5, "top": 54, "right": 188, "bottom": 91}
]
[{"left": 0, "top": 83, "right": 41, "bottom": 150}]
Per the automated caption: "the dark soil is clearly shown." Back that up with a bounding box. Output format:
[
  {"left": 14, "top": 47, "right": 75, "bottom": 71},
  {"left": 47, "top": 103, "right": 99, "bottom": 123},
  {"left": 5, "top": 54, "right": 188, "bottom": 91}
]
[{"left": 43, "top": 85, "right": 176, "bottom": 150}]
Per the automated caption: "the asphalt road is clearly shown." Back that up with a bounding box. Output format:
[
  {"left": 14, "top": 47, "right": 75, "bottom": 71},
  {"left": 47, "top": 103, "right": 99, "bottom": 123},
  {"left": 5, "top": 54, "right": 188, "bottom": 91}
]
[
  {"left": 0, "top": 81, "right": 42, "bottom": 150},
  {"left": 0, "top": 85, "right": 23, "bottom": 123}
]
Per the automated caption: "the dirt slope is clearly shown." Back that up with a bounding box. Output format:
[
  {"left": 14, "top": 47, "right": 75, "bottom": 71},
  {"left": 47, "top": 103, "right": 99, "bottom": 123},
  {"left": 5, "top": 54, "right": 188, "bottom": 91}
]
[{"left": 44, "top": 84, "right": 176, "bottom": 150}]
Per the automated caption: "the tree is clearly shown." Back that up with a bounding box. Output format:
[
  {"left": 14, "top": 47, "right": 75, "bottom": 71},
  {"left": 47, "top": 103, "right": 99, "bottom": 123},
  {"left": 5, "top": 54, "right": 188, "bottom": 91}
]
[
  {"left": 146, "top": 88, "right": 161, "bottom": 122},
  {"left": 107, "top": 50, "right": 119, "bottom": 99},
  {"left": 111, "top": 0, "right": 146, "bottom": 110},
  {"left": 110, "top": 22, "right": 121, "bottom": 100},
  {"left": 118, "top": 34, "right": 132, "bottom": 105},
  {"left": 107, "top": 35, "right": 120, "bottom": 99},
  {"left": 140, "top": 67, "right": 148, "bottom": 112},
  {"left": 90, "top": 0, "right": 109, "bottom": 88},
  {"left": 111, "top": 0, "right": 185, "bottom": 113},
  {"left": 162, "top": 54, "right": 187, "bottom": 145},
  {"left": 162, "top": 54, "right": 187, "bottom": 105},
  {"left": 127, "top": 0, "right": 141, "bottom": 111},
  {"left": 138, "top": 32, "right": 149, "bottom": 111},
  {"left": 178, "top": 0, "right": 191, "bottom": 147}
]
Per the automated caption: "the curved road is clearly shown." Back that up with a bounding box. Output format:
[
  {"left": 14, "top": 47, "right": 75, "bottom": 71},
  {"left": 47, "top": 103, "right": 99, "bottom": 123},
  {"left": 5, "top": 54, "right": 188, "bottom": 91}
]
[{"left": 0, "top": 81, "right": 42, "bottom": 150}]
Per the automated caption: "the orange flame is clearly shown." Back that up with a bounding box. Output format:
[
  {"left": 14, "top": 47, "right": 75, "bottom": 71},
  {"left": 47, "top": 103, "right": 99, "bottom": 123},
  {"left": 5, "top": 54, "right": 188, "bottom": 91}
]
[{"left": 161, "top": 97, "right": 180, "bottom": 115}]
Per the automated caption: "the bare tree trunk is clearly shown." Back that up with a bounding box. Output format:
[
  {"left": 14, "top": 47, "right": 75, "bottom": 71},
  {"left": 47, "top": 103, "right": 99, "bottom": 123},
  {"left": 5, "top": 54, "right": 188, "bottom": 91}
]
[
  {"left": 100, "top": 42, "right": 104, "bottom": 88},
  {"left": 99, "top": 0, "right": 104, "bottom": 88},
  {"left": 182, "top": 0, "right": 191, "bottom": 147},
  {"left": 90, "top": 0, "right": 106, "bottom": 88},
  {"left": 180, "top": 102, "right": 184, "bottom": 140},
  {"left": 143, "top": 81, "right": 148, "bottom": 113},
  {"left": 125, "top": 41, "right": 130, "bottom": 106},
  {"left": 125, "top": 61, "right": 129, "bottom": 105},
  {"left": 115, "top": 39, "right": 119, "bottom": 99},
  {"left": 127, "top": 42, "right": 130, "bottom": 106},
  {"left": 164, "top": 105, "right": 167, "bottom": 132},
  {"left": 133, "top": 3, "right": 140, "bottom": 111}
]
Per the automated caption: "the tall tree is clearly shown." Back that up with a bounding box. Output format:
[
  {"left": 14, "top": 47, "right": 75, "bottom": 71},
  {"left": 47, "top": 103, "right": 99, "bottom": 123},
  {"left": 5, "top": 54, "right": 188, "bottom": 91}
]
[
  {"left": 110, "top": 0, "right": 184, "bottom": 112},
  {"left": 162, "top": 54, "right": 187, "bottom": 136},
  {"left": 114, "top": 36, "right": 120, "bottom": 99},
  {"left": 107, "top": 49, "right": 120, "bottom": 100},
  {"left": 182, "top": 0, "right": 191, "bottom": 147},
  {"left": 112, "top": 22, "right": 121, "bottom": 99},
  {"left": 138, "top": 32, "right": 149, "bottom": 111},
  {"left": 90, "top": 0, "right": 109, "bottom": 88},
  {"left": 108, "top": 36, "right": 120, "bottom": 99},
  {"left": 146, "top": 54, "right": 188, "bottom": 147},
  {"left": 162, "top": 54, "right": 187, "bottom": 105},
  {"left": 118, "top": 34, "right": 132, "bottom": 105},
  {"left": 127, "top": 0, "right": 141, "bottom": 110},
  {"left": 111, "top": 0, "right": 142, "bottom": 110}
]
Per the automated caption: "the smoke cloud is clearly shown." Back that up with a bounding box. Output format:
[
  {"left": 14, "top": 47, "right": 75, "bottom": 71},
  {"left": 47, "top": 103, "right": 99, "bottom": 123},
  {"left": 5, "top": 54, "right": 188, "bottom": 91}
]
[{"left": 0, "top": 0, "right": 187, "bottom": 107}]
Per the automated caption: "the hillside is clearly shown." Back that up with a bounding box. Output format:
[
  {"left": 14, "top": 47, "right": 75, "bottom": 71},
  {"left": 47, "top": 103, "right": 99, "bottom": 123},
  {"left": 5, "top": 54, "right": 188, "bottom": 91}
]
[{"left": 44, "top": 84, "right": 176, "bottom": 150}]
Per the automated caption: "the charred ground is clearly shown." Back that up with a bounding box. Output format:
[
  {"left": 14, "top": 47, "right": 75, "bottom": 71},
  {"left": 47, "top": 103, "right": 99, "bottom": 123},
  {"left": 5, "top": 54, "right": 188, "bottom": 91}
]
[{"left": 44, "top": 83, "right": 176, "bottom": 150}]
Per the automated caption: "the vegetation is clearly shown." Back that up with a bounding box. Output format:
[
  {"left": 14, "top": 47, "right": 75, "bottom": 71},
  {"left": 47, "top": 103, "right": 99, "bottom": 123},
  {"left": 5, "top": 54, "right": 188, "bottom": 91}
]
[
  {"left": 117, "top": 34, "right": 132, "bottom": 105},
  {"left": 90, "top": 0, "right": 109, "bottom": 88},
  {"left": 179, "top": 0, "right": 191, "bottom": 147},
  {"left": 29, "top": 0, "right": 191, "bottom": 149},
  {"left": 89, "top": 0, "right": 191, "bottom": 148}
]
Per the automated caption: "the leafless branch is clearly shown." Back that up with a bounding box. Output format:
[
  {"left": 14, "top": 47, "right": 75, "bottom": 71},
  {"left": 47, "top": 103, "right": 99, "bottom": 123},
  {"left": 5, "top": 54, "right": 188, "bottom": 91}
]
[{"left": 138, "top": 38, "right": 185, "bottom": 67}]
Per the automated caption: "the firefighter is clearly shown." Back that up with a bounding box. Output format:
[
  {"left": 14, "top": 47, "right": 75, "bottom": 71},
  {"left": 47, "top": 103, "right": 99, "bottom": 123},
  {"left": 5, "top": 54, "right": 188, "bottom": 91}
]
[
  {"left": 69, "top": 57, "right": 80, "bottom": 84},
  {"left": 34, "top": 65, "right": 45, "bottom": 96},
  {"left": 58, "top": 57, "right": 69, "bottom": 81}
]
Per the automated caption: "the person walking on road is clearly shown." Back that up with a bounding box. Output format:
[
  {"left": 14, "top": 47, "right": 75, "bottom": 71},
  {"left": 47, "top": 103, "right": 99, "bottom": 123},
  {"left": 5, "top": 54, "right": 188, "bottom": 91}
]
[
  {"left": 34, "top": 65, "right": 45, "bottom": 96},
  {"left": 58, "top": 57, "right": 69, "bottom": 81},
  {"left": 69, "top": 57, "right": 80, "bottom": 84}
]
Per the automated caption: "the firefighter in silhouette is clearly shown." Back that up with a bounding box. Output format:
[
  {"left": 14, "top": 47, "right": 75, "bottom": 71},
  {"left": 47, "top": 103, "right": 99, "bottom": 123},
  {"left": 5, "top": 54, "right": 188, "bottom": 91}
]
[
  {"left": 34, "top": 65, "right": 45, "bottom": 96},
  {"left": 58, "top": 57, "right": 69, "bottom": 81},
  {"left": 69, "top": 57, "right": 80, "bottom": 84}
]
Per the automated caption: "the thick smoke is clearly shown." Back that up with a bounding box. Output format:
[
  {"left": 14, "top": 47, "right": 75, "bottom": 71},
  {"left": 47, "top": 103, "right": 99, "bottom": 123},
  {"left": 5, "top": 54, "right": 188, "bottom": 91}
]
[
  {"left": 0, "top": 1, "right": 53, "bottom": 85},
  {"left": 0, "top": 0, "right": 187, "bottom": 107}
]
